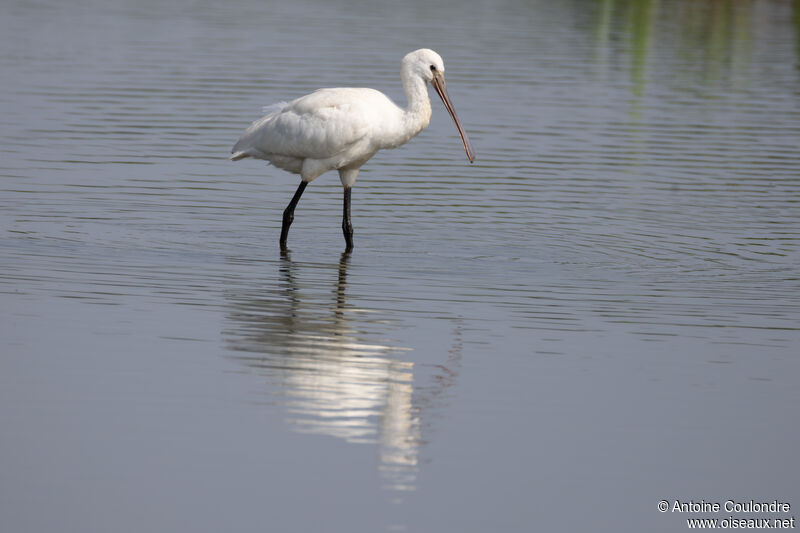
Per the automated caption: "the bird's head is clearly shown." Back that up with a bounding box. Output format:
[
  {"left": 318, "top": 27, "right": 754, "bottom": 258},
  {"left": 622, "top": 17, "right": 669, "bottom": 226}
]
[{"left": 402, "top": 48, "right": 445, "bottom": 83}]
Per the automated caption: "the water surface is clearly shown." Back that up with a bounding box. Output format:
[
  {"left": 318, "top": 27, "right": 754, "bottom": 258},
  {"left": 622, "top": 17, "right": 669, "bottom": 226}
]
[{"left": 1, "top": 0, "right": 799, "bottom": 531}]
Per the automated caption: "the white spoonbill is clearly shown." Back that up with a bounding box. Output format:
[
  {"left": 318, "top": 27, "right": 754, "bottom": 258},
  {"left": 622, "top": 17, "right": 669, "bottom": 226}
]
[{"left": 230, "top": 48, "right": 475, "bottom": 251}]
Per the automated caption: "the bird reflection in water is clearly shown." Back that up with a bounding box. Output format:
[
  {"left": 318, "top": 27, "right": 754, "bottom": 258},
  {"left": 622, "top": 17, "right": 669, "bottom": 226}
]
[{"left": 225, "top": 251, "right": 433, "bottom": 492}]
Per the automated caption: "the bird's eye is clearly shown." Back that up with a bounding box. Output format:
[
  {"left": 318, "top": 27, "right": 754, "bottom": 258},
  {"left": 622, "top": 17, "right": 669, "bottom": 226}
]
[{"left": 430, "top": 65, "right": 437, "bottom": 72}]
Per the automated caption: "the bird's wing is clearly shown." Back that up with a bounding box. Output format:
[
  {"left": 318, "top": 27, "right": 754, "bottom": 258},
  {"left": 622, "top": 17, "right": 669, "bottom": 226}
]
[{"left": 232, "top": 88, "right": 385, "bottom": 161}]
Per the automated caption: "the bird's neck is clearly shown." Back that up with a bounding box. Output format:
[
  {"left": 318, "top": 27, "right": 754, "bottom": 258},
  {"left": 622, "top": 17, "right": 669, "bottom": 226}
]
[{"left": 401, "top": 73, "right": 432, "bottom": 135}]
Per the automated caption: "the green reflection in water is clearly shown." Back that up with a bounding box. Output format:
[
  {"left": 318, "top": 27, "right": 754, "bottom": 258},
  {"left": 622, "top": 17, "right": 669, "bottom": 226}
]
[
  {"left": 589, "top": 0, "right": 797, "bottom": 100},
  {"left": 627, "top": 0, "right": 657, "bottom": 101},
  {"left": 795, "top": 0, "right": 800, "bottom": 69},
  {"left": 674, "top": 0, "right": 755, "bottom": 86}
]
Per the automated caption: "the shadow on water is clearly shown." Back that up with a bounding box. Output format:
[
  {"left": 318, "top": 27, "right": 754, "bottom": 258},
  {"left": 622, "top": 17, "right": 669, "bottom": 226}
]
[{"left": 223, "top": 251, "right": 464, "bottom": 494}]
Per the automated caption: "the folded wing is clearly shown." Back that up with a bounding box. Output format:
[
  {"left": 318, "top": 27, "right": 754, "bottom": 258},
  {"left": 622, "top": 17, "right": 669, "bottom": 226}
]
[{"left": 231, "top": 88, "right": 384, "bottom": 163}]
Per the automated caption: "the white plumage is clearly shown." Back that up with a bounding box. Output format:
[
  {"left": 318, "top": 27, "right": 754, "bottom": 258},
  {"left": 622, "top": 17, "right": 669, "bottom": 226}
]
[{"left": 231, "top": 49, "right": 474, "bottom": 251}]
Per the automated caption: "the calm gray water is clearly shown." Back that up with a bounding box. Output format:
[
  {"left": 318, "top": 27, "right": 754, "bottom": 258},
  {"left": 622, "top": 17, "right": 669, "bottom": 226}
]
[{"left": 2, "top": 0, "right": 799, "bottom": 531}]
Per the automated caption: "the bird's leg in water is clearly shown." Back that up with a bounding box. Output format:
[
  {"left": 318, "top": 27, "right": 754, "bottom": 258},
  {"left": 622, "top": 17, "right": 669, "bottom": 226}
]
[
  {"left": 280, "top": 181, "right": 307, "bottom": 249},
  {"left": 342, "top": 186, "right": 354, "bottom": 252}
]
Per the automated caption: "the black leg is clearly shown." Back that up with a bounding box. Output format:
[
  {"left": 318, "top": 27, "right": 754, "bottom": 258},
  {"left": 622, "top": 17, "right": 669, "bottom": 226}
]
[
  {"left": 280, "top": 181, "right": 307, "bottom": 249},
  {"left": 342, "top": 186, "right": 354, "bottom": 252}
]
